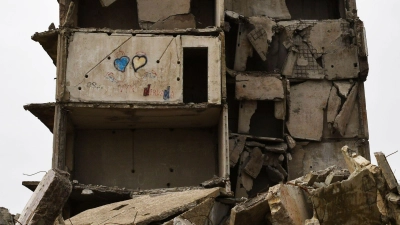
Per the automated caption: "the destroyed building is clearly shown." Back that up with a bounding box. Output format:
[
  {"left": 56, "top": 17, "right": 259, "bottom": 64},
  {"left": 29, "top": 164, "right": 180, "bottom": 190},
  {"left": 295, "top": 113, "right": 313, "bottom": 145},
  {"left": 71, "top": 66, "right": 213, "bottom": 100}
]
[{"left": 14, "top": 0, "right": 400, "bottom": 224}]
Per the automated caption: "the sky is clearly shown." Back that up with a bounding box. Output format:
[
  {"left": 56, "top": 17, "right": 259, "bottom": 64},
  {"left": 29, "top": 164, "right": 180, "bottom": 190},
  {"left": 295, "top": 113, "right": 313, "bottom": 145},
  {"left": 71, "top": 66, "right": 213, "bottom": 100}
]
[{"left": 0, "top": 0, "right": 399, "bottom": 215}]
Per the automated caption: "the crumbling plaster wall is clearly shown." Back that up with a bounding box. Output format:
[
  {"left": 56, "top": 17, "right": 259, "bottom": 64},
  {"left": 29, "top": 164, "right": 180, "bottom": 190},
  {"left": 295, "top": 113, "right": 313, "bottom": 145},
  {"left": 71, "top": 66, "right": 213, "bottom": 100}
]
[{"left": 224, "top": 0, "right": 369, "bottom": 198}]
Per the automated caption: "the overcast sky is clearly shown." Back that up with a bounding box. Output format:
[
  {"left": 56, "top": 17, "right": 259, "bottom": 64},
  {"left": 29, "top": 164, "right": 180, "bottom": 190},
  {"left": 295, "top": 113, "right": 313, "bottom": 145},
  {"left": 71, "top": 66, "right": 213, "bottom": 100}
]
[{"left": 0, "top": 0, "right": 398, "bottom": 214}]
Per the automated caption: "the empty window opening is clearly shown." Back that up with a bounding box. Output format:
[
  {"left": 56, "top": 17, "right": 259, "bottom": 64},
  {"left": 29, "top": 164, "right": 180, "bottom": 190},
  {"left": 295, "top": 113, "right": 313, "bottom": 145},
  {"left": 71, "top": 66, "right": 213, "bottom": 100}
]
[
  {"left": 183, "top": 48, "right": 208, "bottom": 104},
  {"left": 249, "top": 101, "right": 283, "bottom": 138},
  {"left": 191, "top": 0, "right": 216, "bottom": 28},
  {"left": 285, "top": 0, "right": 343, "bottom": 20},
  {"left": 78, "top": 0, "right": 140, "bottom": 29}
]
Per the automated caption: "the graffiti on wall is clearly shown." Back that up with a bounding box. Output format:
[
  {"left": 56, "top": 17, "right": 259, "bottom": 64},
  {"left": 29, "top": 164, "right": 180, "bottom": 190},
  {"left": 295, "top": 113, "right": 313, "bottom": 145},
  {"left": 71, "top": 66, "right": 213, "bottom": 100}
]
[
  {"left": 114, "top": 56, "right": 130, "bottom": 72},
  {"left": 132, "top": 54, "right": 148, "bottom": 72}
]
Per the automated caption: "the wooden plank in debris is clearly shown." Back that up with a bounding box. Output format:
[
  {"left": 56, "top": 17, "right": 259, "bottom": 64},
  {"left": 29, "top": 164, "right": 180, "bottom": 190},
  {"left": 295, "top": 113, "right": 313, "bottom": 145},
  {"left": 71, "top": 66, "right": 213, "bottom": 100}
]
[
  {"left": 374, "top": 152, "right": 400, "bottom": 193},
  {"left": 19, "top": 169, "right": 72, "bottom": 225},
  {"left": 230, "top": 135, "right": 247, "bottom": 167},
  {"left": 243, "top": 147, "right": 264, "bottom": 179},
  {"left": 235, "top": 75, "right": 284, "bottom": 101}
]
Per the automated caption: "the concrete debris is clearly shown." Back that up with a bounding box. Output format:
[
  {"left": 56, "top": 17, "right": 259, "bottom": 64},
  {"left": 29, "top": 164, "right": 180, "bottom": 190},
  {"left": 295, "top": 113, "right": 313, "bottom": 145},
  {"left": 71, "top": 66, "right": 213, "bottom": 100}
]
[
  {"left": 284, "top": 135, "right": 296, "bottom": 149},
  {"left": 225, "top": 0, "right": 291, "bottom": 19},
  {"left": 229, "top": 192, "right": 270, "bottom": 225},
  {"left": 201, "top": 176, "right": 227, "bottom": 188},
  {"left": 264, "top": 143, "right": 287, "bottom": 154},
  {"left": 326, "top": 85, "right": 341, "bottom": 124},
  {"left": 286, "top": 80, "right": 331, "bottom": 141},
  {"left": 375, "top": 152, "right": 400, "bottom": 193},
  {"left": 229, "top": 135, "right": 247, "bottom": 167},
  {"left": 237, "top": 100, "right": 257, "bottom": 134},
  {"left": 243, "top": 147, "right": 264, "bottom": 179},
  {"left": 334, "top": 83, "right": 359, "bottom": 136},
  {"left": 99, "top": 0, "right": 118, "bottom": 7},
  {"left": 333, "top": 81, "right": 354, "bottom": 98},
  {"left": 19, "top": 169, "right": 72, "bottom": 225},
  {"left": 136, "top": 0, "right": 190, "bottom": 23},
  {"left": 235, "top": 74, "right": 284, "bottom": 101}
]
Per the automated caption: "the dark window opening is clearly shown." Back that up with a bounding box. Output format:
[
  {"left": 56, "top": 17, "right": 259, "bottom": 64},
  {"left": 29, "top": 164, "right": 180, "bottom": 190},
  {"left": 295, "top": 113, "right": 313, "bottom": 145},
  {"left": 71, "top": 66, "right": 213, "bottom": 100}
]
[
  {"left": 285, "top": 0, "right": 343, "bottom": 20},
  {"left": 183, "top": 48, "right": 208, "bottom": 104},
  {"left": 78, "top": 0, "right": 140, "bottom": 29},
  {"left": 191, "top": 0, "right": 216, "bottom": 28},
  {"left": 249, "top": 101, "right": 283, "bottom": 138}
]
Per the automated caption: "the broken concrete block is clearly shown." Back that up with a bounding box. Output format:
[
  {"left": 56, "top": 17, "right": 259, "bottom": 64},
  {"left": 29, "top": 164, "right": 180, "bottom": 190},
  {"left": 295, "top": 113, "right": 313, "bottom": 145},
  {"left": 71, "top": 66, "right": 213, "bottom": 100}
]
[
  {"left": 19, "top": 169, "right": 72, "bottom": 225},
  {"left": 327, "top": 86, "right": 341, "bottom": 124},
  {"left": 341, "top": 146, "right": 371, "bottom": 174},
  {"left": 225, "top": 0, "right": 291, "bottom": 19},
  {"left": 274, "top": 100, "right": 286, "bottom": 120},
  {"left": 238, "top": 101, "right": 257, "bottom": 134},
  {"left": 310, "top": 168, "right": 382, "bottom": 225},
  {"left": 324, "top": 170, "right": 349, "bottom": 185},
  {"left": 244, "top": 147, "right": 264, "bottom": 179},
  {"left": 302, "top": 172, "right": 318, "bottom": 186},
  {"left": 230, "top": 135, "right": 247, "bottom": 167},
  {"left": 99, "top": 0, "right": 118, "bottom": 7},
  {"left": 334, "top": 83, "right": 359, "bottom": 136},
  {"left": 282, "top": 49, "right": 298, "bottom": 76},
  {"left": 235, "top": 74, "right": 284, "bottom": 101},
  {"left": 268, "top": 184, "right": 312, "bottom": 225},
  {"left": 236, "top": 151, "right": 252, "bottom": 196},
  {"left": 137, "top": 0, "right": 190, "bottom": 23},
  {"left": 246, "top": 17, "right": 276, "bottom": 61},
  {"left": 374, "top": 152, "right": 400, "bottom": 193},
  {"left": 201, "top": 176, "right": 226, "bottom": 188},
  {"left": 324, "top": 47, "right": 360, "bottom": 80},
  {"left": 209, "top": 202, "right": 231, "bottom": 225},
  {"left": 229, "top": 192, "right": 271, "bottom": 225},
  {"left": 234, "top": 23, "right": 252, "bottom": 71},
  {"left": 70, "top": 188, "right": 221, "bottom": 225},
  {"left": 172, "top": 217, "right": 194, "bottom": 225},
  {"left": 150, "top": 14, "right": 196, "bottom": 30},
  {"left": 171, "top": 198, "right": 215, "bottom": 225},
  {"left": 286, "top": 153, "right": 292, "bottom": 161},
  {"left": 286, "top": 80, "right": 331, "bottom": 141},
  {"left": 333, "top": 81, "right": 354, "bottom": 98},
  {"left": 264, "top": 143, "right": 287, "bottom": 154},
  {"left": 241, "top": 171, "right": 254, "bottom": 192},
  {"left": 285, "top": 135, "right": 296, "bottom": 149}
]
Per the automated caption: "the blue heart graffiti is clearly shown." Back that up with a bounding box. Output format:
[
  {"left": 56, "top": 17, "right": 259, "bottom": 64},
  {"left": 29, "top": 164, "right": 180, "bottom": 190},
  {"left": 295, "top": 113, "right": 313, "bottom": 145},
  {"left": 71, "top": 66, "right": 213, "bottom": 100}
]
[{"left": 114, "top": 56, "right": 130, "bottom": 72}]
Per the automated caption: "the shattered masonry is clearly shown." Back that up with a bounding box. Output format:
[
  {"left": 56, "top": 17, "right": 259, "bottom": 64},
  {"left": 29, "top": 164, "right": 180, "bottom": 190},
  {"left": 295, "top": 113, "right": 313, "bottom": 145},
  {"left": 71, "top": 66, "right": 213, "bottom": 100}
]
[{"left": 12, "top": 0, "right": 399, "bottom": 224}]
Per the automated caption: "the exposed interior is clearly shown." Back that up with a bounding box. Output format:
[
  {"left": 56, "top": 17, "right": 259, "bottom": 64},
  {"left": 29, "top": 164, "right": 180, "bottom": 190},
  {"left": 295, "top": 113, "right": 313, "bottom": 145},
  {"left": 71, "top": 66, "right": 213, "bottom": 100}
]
[
  {"left": 183, "top": 48, "right": 209, "bottom": 104},
  {"left": 285, "top": 0, "right": 344, "bottom": 20},
  {"left": 78, "top": 0, "right": 140, "bottom": 29},
  {"left": 77, "top": 0, "right": 217, "bottom": 29},
  {"left": 248, "top": 101, "right": 283, "bottom": 138}
]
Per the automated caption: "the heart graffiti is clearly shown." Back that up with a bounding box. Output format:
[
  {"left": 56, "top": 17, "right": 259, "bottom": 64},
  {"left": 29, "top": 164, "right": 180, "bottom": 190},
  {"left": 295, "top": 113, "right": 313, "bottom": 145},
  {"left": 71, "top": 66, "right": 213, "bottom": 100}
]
[
  {"left": 114, "top": 56, "right": 130, "bottom": 72},
  {"left": 132, "top": 55, "right": 148, "bottom": 72}
]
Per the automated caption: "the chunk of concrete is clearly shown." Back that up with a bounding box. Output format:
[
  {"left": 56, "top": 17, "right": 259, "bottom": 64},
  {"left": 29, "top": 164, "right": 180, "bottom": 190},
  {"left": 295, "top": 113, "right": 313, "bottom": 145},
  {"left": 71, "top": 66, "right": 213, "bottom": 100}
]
[
  {"left": 324, "top": 47, "right": 360, "bottom": 80},
  {"left": 225, "top": 0, "right": 291, "bottom": 19},
  {"left": 245, "top": 141, "right": 265, "bottom": 148},
  {"left": 333, "top": 81, "right": 354, "bottom": 98},
  {"left": 238, "top": 101, "right": 257, "bottom": 134},
  {"left": 282, "top": 49, "right": 298, "bottom": 76},
  {"left": 327, "top": 86, "right": 341, "bottom": 123},
  {"left": 286, "top": 81, "right": 332, "bottom": 141},
  {"left": 166, "top": 198, "right": 215, "bottom": 225},
  {"left": 234, "top": 23, "right": 252, "bottom": 71},
  {"left": 150, "top": 14, "right": 196, "bottom": 30},
  {"left": 305, "top": 217, "right": 320, "bottom": 225},
  {"left": 264, "top": 143, "right": 287, "bottom": 154},
  {"left": 374, "top": 152, "right": 400, "bottom": 193},
  {"left": 70, "top": 188, "right": 221, "bottom": 225},
  {"left": 137, "top": 0, "right": 190, "bottom": 23},
  {"left": 386, "top": 193, "right": 400, "bottom": 205},
  {"left": 285, "top": 135, "right": 296, "bottom": 149},
  {"left": 266, "top": 166, "right": 285, "bottom": 183},
  {"left": 310, "top": 168, "right": 382, "bottom": 225},
  {"left": 246, "top": 17, "right": 276, "bottom": 61},
  {"left": 268, "top": 184, "right": 312, "bottom": 225},
  {"left": 230, "top": 135, "right": 247, "bottom": 167},
  {"left": 324, "top": 170, "right": 350, "bottom": 185},
  {"left": 229, "top": 192, "right": 271, "bottom": 225},
  {"left": 334, "top": 83, "right": 359, "bottom": 136},
  {"left": 274, "top": 100, "right": 286, "bottom": 120},
  {"left": 243, "top": 147, "right": 264, "bottom": 179},
  {"left": 341, "top": 145, "right": 371, "bottom": 173},
  {"left": 19, "top": 169, "right": 72, "bottom": 225},
  {"left": 236, "top": 75, "right": 284, "bottom": 101}
]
